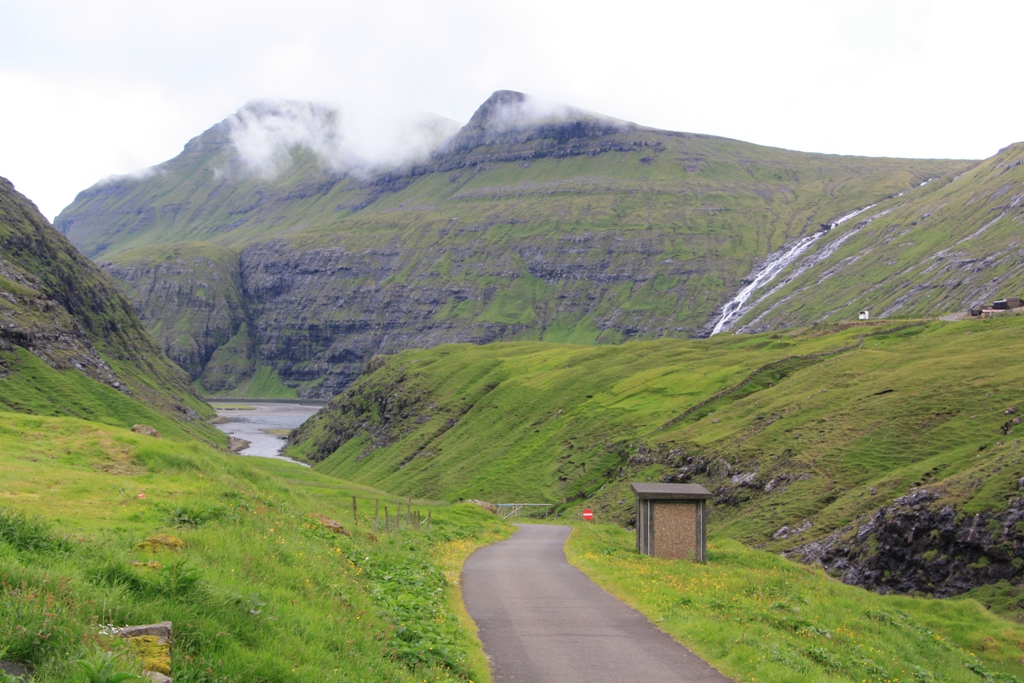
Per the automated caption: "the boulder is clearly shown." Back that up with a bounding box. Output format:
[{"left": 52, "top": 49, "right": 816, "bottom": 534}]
[
  {"left": 308, "top": 513, "right": 351, "bottom": 535},
  {"left": 131, "top": 424, "right": 162, "bottom": 439},
  {"left": 117, "top": 621, "right": 172, "bottom": 679},
  {"left": 0, "top": 661, "right": 30, "bottom": 681},
  {"left": 467, "top": 499, "right": 499, "bottom": 514},
  {"left": 228, "top": 436, "right": 250, "bottom": 453}
]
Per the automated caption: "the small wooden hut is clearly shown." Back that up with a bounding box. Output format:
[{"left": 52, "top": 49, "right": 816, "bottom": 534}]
[{"left": 631, "top": 483, "right": 711, "bottom": 563}]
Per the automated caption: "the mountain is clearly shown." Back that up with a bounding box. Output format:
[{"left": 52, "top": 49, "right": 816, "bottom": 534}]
[
  {"left": 723, "top": 143, "right": 1024, "bottom": 333},
  {"left": 55, "top": 92, "right": 965, "bottom": 397},
  {"left": 0, "top": 176, "right": 219, "bottom": 440},
  {"left": 288, "top": 316, "right": 1024, "bottom": 610}
]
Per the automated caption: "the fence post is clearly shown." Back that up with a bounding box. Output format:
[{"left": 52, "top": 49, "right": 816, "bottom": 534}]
[
  {"left": 374, "top": 499, "right": 379, "bottom": 533},
  {"left": 385, "top": 506, "right": 390, "bottom": 534},
  {"left": 352, "top": 496, "right": 358, "bottom": 526}
]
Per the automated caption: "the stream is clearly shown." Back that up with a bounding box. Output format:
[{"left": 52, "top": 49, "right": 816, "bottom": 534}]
[
  {"left": 209, "top": 400, "right": 326, "bottom": 466},
  {"left": 709, "top": 204, "right": 876, "bottom": 335}
]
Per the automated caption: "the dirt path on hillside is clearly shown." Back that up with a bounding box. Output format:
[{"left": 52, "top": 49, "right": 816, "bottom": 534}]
[{"left": 461, "top": 524, "right": 732, "bottom": 683}]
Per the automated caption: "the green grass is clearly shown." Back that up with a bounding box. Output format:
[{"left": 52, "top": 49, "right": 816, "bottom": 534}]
[
  {"left": 567, "top": 522, "right": 1024, "bottom": 683},
  {"left": 0, "top": 410, "right": 510, "bottom": 682},
  {"left": 204, "top": 366, "right": 298, "bottom": 400},
  {"left": 0, "top": 349, "right": 223, "bottom": 445},
  {"left": 293, "top": 316, "right": 1024, "bottom": 614},
  {"left": 286, "top": 322, "right": 878, "bottom": 509},
  {"left": 0, "top": 178, "right": 217, "bottom": 441}
]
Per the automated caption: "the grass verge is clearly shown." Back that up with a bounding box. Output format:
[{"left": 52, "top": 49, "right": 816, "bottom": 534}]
[
  {"left": 566, "top": 522, "right": 1024, "bottom": 683},
  {"left": 0, "top": 410, "right": 509, "bottom": 682}
]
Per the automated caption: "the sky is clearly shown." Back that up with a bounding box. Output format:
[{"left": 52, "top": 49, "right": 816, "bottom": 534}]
[{"left": 2, "top": 0, "right": 1023, "bottom": 220}]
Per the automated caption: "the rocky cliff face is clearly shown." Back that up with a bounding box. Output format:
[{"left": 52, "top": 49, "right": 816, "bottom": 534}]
[
  {"left": 56, "top": 91, "right": 967, "bottom": 397},
  {"left": 99, "top": 243, "right": 251, "bottom": 392},
  {"left": 234, "top": 228, "right": 726, "bottom": 396},
  {"left": 0, "top": 176, "right": 214, "bottom": 428}
]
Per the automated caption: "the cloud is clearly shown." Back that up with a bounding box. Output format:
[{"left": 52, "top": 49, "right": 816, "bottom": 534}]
[
  {"left": 96, "top": 166, "right": 160, "bottom": 186},
  {"left": 468, "top": 90, "right": 623, "bottom": 135},
  {"left": 225, "top": 99, "right": 461, "bottom": 178}
]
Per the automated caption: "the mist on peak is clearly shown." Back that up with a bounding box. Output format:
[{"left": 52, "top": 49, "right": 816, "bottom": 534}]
[{"left": 225, "top": 99, "right": 461, "bottom": 179}]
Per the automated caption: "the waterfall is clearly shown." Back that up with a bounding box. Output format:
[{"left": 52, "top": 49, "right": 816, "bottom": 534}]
[{"left": 709, "top": 204, "right": 875, "bottom": 336}]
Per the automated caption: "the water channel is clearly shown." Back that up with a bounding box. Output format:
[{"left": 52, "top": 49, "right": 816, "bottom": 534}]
[{"left": 209, "top": 399, "right": 326, "bottom": 466}]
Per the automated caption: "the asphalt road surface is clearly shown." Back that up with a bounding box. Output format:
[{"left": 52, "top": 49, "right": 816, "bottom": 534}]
[{"left": 462, "top": 524, "right": 732, "bottom": 683}]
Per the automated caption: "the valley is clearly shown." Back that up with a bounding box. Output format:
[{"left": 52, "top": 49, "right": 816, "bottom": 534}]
[
  {"left": 289, "top": 315, "right": 1024, "bottom": 613},
  {"left": 210, "top": 399, "right": 323, "bottom": 461},
  {"left": 4, "top": 87, "right": 1024, "bottom": 683}
]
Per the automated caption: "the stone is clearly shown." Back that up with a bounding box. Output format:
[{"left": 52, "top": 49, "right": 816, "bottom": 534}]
[
  {"left": 228, "top": 436, "right": 250, "bottom": 453},
  {"left": 468, "top": 499, "right": 499, "bottom": 514},
  {"left": 787, "top": 491, "right": 1024, "bottom": 597},
  {"left": 145, "top": 673, "right": 173, "bottom": 683},
  {"left": 116, "top": 622, "right": 172, "bottom": 678},
  {"left": 131, "top": 424, "right": 162, "bottom": 439},
  {"left": 118, "top": 622, "right": 172, "bottom": 641},
  {"left": 307, "top": 513, "right": 351, "bottom": 535},
  {"left": 772, "top": 520, "right": 812, "bottom": 541},
  {"left": 136, "top": 535, "right": 185, "bottom": 552},
  {"left": 730, "top": 472, "right": 758, "bottom": 488},
  {"left": 0, "top": 661, "right": 30, "bottom": 681}
]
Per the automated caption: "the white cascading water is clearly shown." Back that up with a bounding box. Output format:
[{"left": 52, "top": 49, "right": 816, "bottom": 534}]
[{"left": 709, "top": 204, "right": 875, "bottom": 336}]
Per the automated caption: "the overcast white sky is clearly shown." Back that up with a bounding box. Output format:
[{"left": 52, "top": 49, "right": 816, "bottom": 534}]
[{"left": 2, "top": 0, "right": 1022, "bottom": 220}]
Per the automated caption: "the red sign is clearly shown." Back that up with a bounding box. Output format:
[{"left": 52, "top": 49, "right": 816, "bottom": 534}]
[{"left": 582, "top": 509, "right": 594, "bottom": 521}]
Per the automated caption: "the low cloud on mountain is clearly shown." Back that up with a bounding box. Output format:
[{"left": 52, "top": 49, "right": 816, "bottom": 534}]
[{"left": 226, "top": 99, "right": 461, "bottom": 178}]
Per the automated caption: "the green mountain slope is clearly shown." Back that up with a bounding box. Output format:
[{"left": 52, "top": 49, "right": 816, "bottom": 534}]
[
  {"left": 8, "top": 412, "right": 1024, "bottom": 683},
  {"left": 728, "top": 142, "right": 1024, "bottom": 332},
  {"left": 0, "top": 176, "right": 219, "bottom": 441},
  {"left": 55, "top": 92, "right": 966, "bottom": 396},
  {"left": 289, "top": 315, "right": 1024, "bottom": 604},
  {"left": 0, "top": 410, "right": 506, "bottom": 682}
]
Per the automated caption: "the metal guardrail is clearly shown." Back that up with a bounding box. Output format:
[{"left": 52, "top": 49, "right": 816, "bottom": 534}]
[{"left": 494, "top": 503, "right": 553, "bottom": 520}]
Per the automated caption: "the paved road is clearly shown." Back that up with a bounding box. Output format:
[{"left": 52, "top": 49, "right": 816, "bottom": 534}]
[{"left": 461, "top": 524, "right": 732, "bottom": 683}]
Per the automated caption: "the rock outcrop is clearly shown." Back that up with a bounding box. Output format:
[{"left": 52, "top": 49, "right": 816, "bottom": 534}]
[
  {"left": 101, "top": 243, "right": 250, "bottom": 390},
  {"left": 788, "top": 491, "right": 1024, "bottom": 597}
]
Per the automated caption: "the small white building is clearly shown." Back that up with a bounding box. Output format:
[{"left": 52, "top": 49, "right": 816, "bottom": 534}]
[{"left": 858, "top": 310, "right": 870, "bottom": 320}]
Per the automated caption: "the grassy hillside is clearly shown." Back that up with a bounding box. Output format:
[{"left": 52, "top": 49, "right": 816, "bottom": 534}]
[
  {"left": 0, "top": 411, "right": 508, "bottom": 682},
  {"left": 291, "top": 315, "right": 1024, "bottom": 604},
  {"left": 732, "top": 142, "right": 1024, "bottom": 331},
  {"left": 569, "top": 523, "right": 1024, "bottom": 683},
  {"left": 7, "top": 410, "right": 1024, "bottom": 683},
  {"left": 0, "top": 176, "right": 220, "bottom": 442},
  {"left": 55, "top": 93, "right": 967, "bottom": 396}
]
